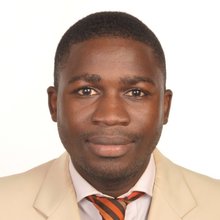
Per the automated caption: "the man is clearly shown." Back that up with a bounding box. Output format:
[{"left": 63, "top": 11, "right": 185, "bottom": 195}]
[{"left": 0, "top": 11, "right": 220, "bottom": 220}]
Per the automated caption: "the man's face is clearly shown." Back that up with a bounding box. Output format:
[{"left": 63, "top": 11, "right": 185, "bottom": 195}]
[{"left": 48, "top": 37, "right": 172, "bottom": 186}]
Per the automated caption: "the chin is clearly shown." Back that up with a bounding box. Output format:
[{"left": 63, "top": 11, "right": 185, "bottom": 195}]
[{"left": 75, "top": 157, "right": 148, "bottom": 183}]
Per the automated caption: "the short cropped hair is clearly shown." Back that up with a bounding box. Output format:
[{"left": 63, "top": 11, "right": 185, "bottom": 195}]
[{"left": 54, "top": 11, "right": 166, "bottom": 88}]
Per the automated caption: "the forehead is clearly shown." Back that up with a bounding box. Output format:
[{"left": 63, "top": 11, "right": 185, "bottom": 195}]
[{"left": 60, "top": 37, "right": 164, "bottom": 85}]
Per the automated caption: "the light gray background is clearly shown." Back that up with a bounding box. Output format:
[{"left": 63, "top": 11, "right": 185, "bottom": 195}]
[{"left": 0, "top": 0, "right": 219, "bottom": 178}]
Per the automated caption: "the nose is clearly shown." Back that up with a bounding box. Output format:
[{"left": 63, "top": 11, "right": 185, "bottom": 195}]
[{"left": 91, "top": 94, "right": 130, "bottom": 126}]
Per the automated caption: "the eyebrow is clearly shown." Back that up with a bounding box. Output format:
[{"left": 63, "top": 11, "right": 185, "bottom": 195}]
[
  {"left": 120, "top": 76, "right": 156, "bottom": 86},
  {"left": 68, "top": 73, "right": 156, "bottom": 86},
  {"left": 68, "top": 73, "right": 101, "bottom": 84}
]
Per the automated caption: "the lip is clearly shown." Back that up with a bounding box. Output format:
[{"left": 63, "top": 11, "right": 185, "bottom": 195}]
[
  {"left": 86, "top": 136, "right": 134, "bottom": 157},
  {"left": 87, "top": 135, "right": 132, "bottom": 145}
]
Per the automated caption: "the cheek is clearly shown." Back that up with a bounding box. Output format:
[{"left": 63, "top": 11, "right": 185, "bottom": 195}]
[
  {"left": 131, "top": 101, "right": 163, "bottom": 130},
  {"left": 56, "top": 99, "right": 88, "bottom": 156},
  {"left": 57, "top": 97, "right": 92, "bottom": 135},
  {"left": 132, "top": 106, "right": 163, "bottom": 151}
]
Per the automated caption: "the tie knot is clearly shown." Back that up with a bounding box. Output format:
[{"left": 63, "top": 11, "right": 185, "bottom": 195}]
[{"left": 87, "top": 191, "right": 145, "bottom": 220}]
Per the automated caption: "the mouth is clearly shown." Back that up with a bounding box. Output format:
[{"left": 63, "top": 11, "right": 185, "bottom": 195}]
[{"left": 86, "top": 135, "right": 134, "bottom": 158}]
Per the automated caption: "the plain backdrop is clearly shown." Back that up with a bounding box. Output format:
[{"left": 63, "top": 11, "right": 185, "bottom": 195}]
[{"left": 0, "top": 0, "right": 219, "bottom": 178}]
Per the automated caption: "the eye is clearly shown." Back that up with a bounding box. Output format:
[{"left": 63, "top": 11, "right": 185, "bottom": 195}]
[
  {"left": 77, "top": 87, "right": 98, "bottom": 96},
  {"left": 125, "top": 88, "right": 147, "bottom": 97}
]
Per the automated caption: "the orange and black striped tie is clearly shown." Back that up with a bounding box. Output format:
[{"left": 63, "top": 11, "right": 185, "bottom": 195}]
[{"left": 87, "top": 191, "right": 145, "bottom": 220}]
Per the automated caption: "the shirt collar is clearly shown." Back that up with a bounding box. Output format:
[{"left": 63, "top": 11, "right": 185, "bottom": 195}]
[{"left": 69, "top": 154, "right": 155, "bottom": 202}]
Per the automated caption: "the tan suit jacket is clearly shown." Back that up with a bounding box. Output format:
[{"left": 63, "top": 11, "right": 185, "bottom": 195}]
[{"left": 1, "top": 149, "right": 220, "bottom": 219}]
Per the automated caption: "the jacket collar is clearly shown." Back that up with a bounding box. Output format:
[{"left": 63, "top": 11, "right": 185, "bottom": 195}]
[
  {"left": 33, "top": 153, "right": 80, "bottom": 220},
  {"left": 33, "top": 150, "right": 196, "bottom": 220},
  {"left": 148, "top": 149, "right": 197, "bottom": 220}
]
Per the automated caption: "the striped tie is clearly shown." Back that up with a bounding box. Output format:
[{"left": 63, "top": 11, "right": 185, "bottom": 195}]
[{"left": 87, "top": 191, "right": 145, "bottom": 220}]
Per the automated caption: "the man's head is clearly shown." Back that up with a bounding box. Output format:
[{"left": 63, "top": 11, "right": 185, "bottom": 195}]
[
  {"left": 48, "top": 12, "right": 172, "bottom": 197},
  {"left": 54, "top": 11, "right": 166, "bottom": 89}
]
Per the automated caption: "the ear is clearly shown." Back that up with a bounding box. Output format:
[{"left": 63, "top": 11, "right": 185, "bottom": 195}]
[
  {"left": 163, "top": 89, "right": 173, "bottom": 124},
  {"left": 47, "top": 86, "right": 58, "bottom": 122}
]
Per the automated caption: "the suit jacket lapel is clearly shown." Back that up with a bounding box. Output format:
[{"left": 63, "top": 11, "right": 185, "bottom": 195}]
[
  {"left": 32, "top": 149, "right": 197, "bottom": 220},
  {"left": 148, "top": 149, "right": 197, "bottom": 220},
  {"left": 33, "top": 153, "right": 80, "bottom": 220}
]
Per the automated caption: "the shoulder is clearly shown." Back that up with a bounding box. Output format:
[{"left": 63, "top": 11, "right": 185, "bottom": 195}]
[
  {"left": 177, "top": 165, "right": 220, "bottom": 218},
  {"left": 154, "top": 148, "right": 220, "bottom": 192},
  {"left": 179, "top": 164, "right": 220, "bottom": 198},
  {"left": 0, "top": 159, "right": 54, "bottom": 199},
  {"left": 151, "top": 149, "right": 220, "bottom": 219},
  {"left": 154, "top": 149, "right": 220, "bottom": 213},
  {"left": 0, "top": 153, "right": 69, "bottom": 218}
]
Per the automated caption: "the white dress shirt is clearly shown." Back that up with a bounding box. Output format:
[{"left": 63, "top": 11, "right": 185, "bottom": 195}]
[{"left": 69, "top": 155, "right": 155, "bottom": 220}]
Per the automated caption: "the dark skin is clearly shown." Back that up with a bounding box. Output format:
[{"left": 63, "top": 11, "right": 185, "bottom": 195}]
[{"left": 48, "top": 37, "right": 172, "bottom": 197}]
